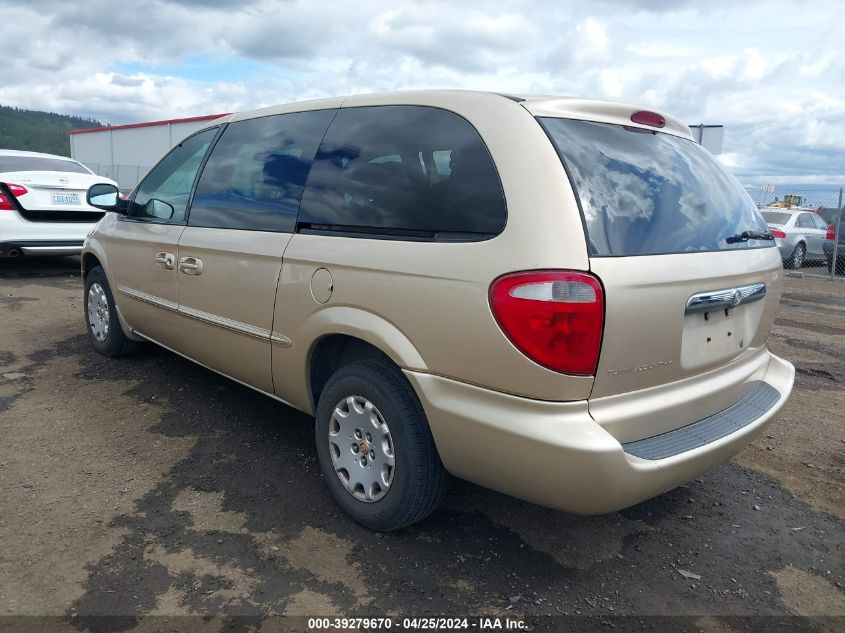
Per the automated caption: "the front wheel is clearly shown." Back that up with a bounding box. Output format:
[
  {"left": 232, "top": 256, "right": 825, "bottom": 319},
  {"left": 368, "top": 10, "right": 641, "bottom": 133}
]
[
  {"left": 84, "top": 266, "right": 139, "bottom": 357},
  {"left": 315, "top": 359, "right": 448, "bottom": 531}
]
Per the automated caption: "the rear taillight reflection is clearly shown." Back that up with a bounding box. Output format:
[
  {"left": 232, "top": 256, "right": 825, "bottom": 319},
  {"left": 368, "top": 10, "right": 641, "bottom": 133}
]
[
  {"left": 0, "top": 193, "right": 13, "bottom": 211},
  {"left": 770, "top": 229, "right": 787, "bottom": 239},
  {"left": 490, "top": 271, "right": 604, "bottom": 375}
]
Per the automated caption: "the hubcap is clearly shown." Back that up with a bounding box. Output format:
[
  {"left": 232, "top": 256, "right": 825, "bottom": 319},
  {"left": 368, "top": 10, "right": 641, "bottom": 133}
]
[
  {"left": 328, "top": 395, "right": 395, "bottom": 502},
  {"left": 87, "top": 283, "right": 110, "bottom": 343}
]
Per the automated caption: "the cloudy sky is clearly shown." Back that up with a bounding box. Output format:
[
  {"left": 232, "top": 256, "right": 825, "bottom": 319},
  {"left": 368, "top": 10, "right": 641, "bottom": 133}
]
[{"left": 4, "top": 0, "right": 844, "bottom": 183}]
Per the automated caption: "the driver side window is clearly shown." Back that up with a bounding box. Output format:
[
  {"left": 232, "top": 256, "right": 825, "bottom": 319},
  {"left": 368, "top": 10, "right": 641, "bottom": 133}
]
[{"left": 129, "top": 127, "right": 218, "bottom": 223}]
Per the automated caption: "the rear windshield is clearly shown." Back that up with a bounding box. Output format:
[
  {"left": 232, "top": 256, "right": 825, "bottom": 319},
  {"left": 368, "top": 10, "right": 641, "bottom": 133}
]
[
  {"left": 0, "top": 156, "right": 90, "bottom": 174},
  {"left": 539, "top": 118, "right": 771, "bottom": 256},
  {"left": 760, "top": 211, "right": 792, "bottom": 226}
]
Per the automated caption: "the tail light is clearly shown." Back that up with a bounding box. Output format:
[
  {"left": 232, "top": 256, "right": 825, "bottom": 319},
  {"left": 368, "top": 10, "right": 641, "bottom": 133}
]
[
  {"left": 490, "top": 270, "right": 604, "bottom": 375},
  {"left": 6, "top": 183, "right": 28, "bottom": 197},
  {"left": 770, "top": 228, "right": 787, "bottom": 239},
  {"left": 826, "top": 224, "right": 836, "bottom": 240},
  {"left": 0, "top": 193, "right": 13, "bottom": 211}
]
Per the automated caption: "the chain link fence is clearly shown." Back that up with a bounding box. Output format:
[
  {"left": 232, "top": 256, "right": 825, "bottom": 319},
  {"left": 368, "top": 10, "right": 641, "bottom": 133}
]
[{"left": 744, "top": 183, "right": 845, "bottom": 280}]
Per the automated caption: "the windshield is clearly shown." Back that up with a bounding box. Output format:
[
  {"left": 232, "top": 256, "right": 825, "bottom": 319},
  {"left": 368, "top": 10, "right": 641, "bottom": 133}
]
[
  {"left": 539, "top": 118, "right": 772, "bottom": 256},
  {"left": 0, "top": 156, "right": 91, "bottom": 174}
]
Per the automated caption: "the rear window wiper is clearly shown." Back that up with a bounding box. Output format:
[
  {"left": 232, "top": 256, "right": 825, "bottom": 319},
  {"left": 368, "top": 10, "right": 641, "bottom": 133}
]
[{"left": 725, "top": 230, "right": 774, "bottom": 244}]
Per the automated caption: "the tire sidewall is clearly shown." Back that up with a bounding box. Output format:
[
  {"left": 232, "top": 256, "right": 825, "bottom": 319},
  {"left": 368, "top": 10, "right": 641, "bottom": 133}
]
[
  {"left": 84, "top": 267, "right": 122, "bottom": 356},
  {"left": 315, "top": 364, "right": 425, "bottom": 530},
  {"left": 790, "top": 243, "right": 805, "bottom": 268}
]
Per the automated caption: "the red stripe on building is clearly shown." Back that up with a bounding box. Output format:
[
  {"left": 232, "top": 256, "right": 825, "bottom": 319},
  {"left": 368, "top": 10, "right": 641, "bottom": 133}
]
[{"left": 67, "top": 113, "right": 231, "bottom": 135}]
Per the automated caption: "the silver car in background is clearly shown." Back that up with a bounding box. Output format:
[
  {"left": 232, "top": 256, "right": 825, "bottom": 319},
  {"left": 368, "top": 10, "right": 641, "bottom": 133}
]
[{"left": 760, "top": 209, "right": 829, "bottom": 269}]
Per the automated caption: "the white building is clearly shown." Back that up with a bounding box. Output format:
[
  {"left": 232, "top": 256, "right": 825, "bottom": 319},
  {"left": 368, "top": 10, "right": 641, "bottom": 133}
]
[{"left": 68, "top": 113, "right": 227, "bottom": 190}]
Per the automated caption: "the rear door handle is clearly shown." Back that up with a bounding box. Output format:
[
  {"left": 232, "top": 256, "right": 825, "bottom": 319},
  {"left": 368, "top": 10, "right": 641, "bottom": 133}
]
[
  {"left": 179, "top": 256, "right": 203, "bottom": 275},
  {"left": 154, "top": 251, "right": 175, "bottom": 270}
]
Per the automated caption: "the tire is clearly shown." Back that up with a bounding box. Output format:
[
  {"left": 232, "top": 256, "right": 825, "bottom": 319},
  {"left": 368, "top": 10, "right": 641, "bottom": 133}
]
[
  {"left": 315, "top": 359, "right": 448, "bottom": 531},
  {"left": 84, "top": 265, "right": 139, "bottom": 357},
  {"left": 785, "top": 242, "right": 805, "bottom": 269}
]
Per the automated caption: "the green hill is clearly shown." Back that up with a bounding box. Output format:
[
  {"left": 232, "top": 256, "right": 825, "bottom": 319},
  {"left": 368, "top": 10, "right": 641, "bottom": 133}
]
[{"left": 0, "top": 105, "right": 103, "bottom": 156}]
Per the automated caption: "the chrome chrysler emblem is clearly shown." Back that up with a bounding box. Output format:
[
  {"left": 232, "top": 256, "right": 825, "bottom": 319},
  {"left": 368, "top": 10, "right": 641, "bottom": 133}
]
[
  {"left": 730, "top": 290, "right": 742, "bottom": 307},
  {"left": 59, "top": 177, "right": 69, "bottom": 184}
]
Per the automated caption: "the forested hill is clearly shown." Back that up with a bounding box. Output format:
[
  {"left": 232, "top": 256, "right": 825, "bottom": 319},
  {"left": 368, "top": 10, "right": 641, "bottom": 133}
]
[{"left": 0, "top": 105, "right": 103, "bottom": 156}]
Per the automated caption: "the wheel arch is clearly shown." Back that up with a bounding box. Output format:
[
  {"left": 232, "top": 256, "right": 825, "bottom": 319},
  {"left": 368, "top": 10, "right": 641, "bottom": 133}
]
[
  {"left": 82, "top": 251, "right": 102, "bottom": 278},
  {"left": 308, "top": 334, "right": 397, "bottom": 412},
  {"left": 300, "top": 307, "right": 428, "bottom": 412}
]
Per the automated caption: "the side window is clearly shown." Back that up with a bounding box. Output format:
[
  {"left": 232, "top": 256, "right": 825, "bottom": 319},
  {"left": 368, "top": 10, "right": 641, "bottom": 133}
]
[
  {"left": 298, "top": 105, "right": 506, "bottom": 239},
  {"left": 188, "top": 110, "right": 335, "bottom": 232},
  {"left": 814, "top": 214, "right": 828, "bottom": 229},
  {"left": 130, "top": 128, "right": 217, "bottom": 223},
  {"left": 797, "top": 214, "right": 813, "bottom": 229}
]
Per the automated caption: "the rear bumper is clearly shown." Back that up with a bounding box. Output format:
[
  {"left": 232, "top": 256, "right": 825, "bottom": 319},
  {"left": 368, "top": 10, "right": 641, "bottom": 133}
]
[
  {"left": 405, "top": 351, "right": 794, "bottom": 514},
  {"left": 0, "top": 240, "right": 84, "bottom": 256},
  {"left": 776, "top": 242, "right": 792, "bottom": 259},
  {"left": 0, "top": 211, "right": 95, "bottom": 255}
]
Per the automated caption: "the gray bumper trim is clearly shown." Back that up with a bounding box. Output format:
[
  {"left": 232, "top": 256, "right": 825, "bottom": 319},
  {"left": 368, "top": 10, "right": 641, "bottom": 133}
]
[{"left": 622, "top": 382, "right": 781, "bottom": 461}]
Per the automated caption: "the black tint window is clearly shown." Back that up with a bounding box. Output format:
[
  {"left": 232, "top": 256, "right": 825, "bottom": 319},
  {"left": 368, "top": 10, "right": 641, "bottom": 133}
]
[
  {"left": 298, "top": 106, "right": 506, "bottom": 239},
  {"left": 540, "top": 118, "right": 771, "bottom": 256},
  {"left": 131, "top": 128, "right": 217, "bottom": 223},
  {"left": 189, "top": 110, "right": 335, "bottom": 231}
]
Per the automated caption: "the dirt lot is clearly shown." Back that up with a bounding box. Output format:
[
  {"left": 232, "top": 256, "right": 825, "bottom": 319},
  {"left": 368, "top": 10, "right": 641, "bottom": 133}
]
[{"left": 0, "top": 257, "right": 843, "bottom": 628}]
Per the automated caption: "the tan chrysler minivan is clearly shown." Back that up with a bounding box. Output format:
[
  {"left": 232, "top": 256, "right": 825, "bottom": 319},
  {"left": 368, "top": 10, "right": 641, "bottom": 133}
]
[{"left": 82, "top": 90, "right": 795, "bottom": 531}]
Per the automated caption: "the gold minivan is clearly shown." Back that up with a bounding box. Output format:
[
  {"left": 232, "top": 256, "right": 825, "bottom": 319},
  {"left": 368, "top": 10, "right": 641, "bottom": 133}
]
[{"left": 82, "top": 90, "right": 795, "bottom": 530}]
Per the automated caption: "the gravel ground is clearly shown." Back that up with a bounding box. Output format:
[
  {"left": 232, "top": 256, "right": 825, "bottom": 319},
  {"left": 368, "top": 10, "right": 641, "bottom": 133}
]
[{"left": 0, "top": 256, "right": 843, "bottom": 630}]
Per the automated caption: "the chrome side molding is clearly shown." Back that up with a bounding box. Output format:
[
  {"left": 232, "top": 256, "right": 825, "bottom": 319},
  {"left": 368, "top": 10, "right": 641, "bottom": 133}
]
[{"left": 685, "top": 282, "right": 766, "bottom": 314}]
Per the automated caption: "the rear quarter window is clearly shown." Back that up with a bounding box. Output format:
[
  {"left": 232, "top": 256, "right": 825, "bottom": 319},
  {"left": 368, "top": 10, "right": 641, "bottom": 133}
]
[
  {"left": 297, "top": 105, "right": 506, "bottom": 240},
  {"left": 539, "top": 118, "right": 771, "bottom": 256}
]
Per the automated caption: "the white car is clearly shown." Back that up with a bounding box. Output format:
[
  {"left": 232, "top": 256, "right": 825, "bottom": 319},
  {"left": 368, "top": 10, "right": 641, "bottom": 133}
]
[{"left": 0, "top": 149, "right": 117, "bottom": 257}]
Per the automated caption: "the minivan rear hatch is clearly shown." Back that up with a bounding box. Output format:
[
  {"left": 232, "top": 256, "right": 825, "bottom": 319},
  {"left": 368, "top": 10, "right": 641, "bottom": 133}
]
[{"left": 536, "top": 115, "right": 781, "bottom": 410}]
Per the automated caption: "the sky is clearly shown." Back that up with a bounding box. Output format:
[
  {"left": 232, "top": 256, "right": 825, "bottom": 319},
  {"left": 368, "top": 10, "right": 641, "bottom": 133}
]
[{"left": 4, "top": 0, "right": 845, "bottom": 184}]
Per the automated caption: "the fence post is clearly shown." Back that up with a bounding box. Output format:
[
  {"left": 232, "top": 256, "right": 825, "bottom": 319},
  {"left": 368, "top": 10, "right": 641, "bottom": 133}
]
[{"left": 832, "top": 187, "right": 844, "bottom": 281}]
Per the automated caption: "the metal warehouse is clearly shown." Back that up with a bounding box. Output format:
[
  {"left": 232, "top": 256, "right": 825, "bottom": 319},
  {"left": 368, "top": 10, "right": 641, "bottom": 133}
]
[{"left": 68, "top": 113, "right": 227, "bottom": 190}]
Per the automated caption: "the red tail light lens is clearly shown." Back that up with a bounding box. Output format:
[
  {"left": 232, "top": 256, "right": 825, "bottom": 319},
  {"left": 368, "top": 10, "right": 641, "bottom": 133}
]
[
  {"left": 6, "top": 183, "right": 28, "bottom": 197},
  {"left": 770, "top": 228, "right": 787, "bottom": 239},
  {"left": 630, "top": 110, "right": 666, "bottom": 128},
  {"left": 490, "top": 271, "right": 604, "bottom": 375},
  {"left": 826, "top": 224, "right": 836, "bottom": 240},
  {"left": 0, "top": 193, "right": 13, "bottom": 211}
]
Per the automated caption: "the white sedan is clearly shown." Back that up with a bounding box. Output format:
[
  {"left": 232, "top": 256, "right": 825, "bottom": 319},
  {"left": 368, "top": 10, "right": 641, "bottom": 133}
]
[{"left": 0, "top": 149, "right": 117, "bottom": 257}]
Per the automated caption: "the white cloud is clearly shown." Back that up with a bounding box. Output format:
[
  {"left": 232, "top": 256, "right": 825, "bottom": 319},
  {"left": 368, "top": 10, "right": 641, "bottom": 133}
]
[{"left": 1, "top": 0, "right": 843, "bottom": 182}]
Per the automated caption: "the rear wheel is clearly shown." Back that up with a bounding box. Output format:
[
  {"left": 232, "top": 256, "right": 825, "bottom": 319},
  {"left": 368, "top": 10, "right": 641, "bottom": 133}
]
[
  {"left": 785, "top": 242, "right": 805, "bottom": 269},
  {"left": 315, "top": 359, "right": 448, "bottom": 531},
  {"left": 84, "top": 266, "right": 139, "bottom": 357}
]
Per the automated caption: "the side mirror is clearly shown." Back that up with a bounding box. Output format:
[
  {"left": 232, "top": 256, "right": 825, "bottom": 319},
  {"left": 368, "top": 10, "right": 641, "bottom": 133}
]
[
  {"left": 148, "top": 198, "right": 175, "bottom": 220},
  {"left": 87, "top": 183, "right": 119, "bottom": 210}
]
